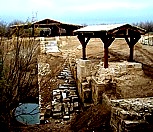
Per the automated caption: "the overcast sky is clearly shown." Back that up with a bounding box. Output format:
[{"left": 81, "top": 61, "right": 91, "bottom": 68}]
[{"left": 0, "top": 0, "right": 153, "bottom": 25}]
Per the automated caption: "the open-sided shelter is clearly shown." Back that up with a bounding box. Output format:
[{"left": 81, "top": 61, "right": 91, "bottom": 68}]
[
  {"left": 10, "top": 18, "right": 82, "bottom": 37},
  {"left": 74, "top": 24, "right": 146, "bottom": 68}
]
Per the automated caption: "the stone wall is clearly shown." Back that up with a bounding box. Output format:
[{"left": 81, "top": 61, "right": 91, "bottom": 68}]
[
  {"left": 70, "top": 58, "right": 144, "bottom": 105},
  {"left": 93, "top": 61, "right": 143, "bottom": 101},
  {"left": 110, "top": 97, "right": 153, "bottom": 132}
]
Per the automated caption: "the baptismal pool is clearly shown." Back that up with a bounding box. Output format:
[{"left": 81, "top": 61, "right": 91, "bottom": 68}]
[{"left": 15, "top": 103, "right": 40, "bottom": 125}]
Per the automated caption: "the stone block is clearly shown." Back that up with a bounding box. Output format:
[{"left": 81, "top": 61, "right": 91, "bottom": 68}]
[
  {"left": 121, "top": 120, "right": 147, "bottom": 130},
  {"left": 82, "top": 82, "right": 90, "bottom": 89},
  {"left": 63, "top": 115, "right": 70, "bottom": 120},
  {"left": 59, "top": 85, "right": 69, "bottom": 90},
  {"left": 119, "top": 102, "right": 130, "bottom": 110},
  {"left": 63, "top": 98, "right": 70, "bottom": 103},
  {"left": 119, "top": 110, "right": 130, "bottom": 120},
  {"left": 77, "top": 80, "right": 82, "bottom": 98},
  {"left": 69, "top": 86, "right": 77, "bottom": 90},
  {"left": 40, "top": 113, "right": 44, "bottom": 120},
  {"left": 126, "top": 62, "right": 142, "bottom": 71},
  {"left": 133, "top": 63, "right": 142, "bottom": 70},
  {"left": 72, "top": 96, "right": 79, "bottom": 102},
  {"left": 111, "top": 107, "right": 121, "bottom": 116},
  {"left": 78, "top": 59, "right": 91, "bottom": 67},
  {"left": 70, "top": 90, "right": 77, "bottom": 96},
  {"left": 77, "top": 59, "right": 92, "bottom": 82},
  {"left": 83, "top": 103, "right": 91, "bottom": 109},
  {"left": 70, "top": 105, "right": 74, "bottom": 113},
  {"left": 77, "top": 65, "right": 85, "bottom": 81},
  {"left": 110, "top": 116, "right": 121, "bottom": 129},
  {"left": 52, "top": 112, "right": 63, "bottom": 119},
  {"left": 144, "top": 113, "right": 153, "bottom": 123},
  {"left": 82, "top": 88, "right": 91, "bottom": 103},
  {"left": 44, "top": 109, "right": 52, "bottom": 118},
  {"left": 64, "top": 107, "right": 70, "bottom": 114},
  {"left": 118, "top": 63, "right": 127, "bottom": 74},
  {"left": 53, "top": 103, "right": 62, "bottom": 113},
  {"left": 57, "top": 75, "right": 65, "bottom": 79},
  {"left": 75, "top": 109, "right": 81, "bottom": 114},
  {"left": 73, "top": 102, "right": 79, "bottom": 109}
]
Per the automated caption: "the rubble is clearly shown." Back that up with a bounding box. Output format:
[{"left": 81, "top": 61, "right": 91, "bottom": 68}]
[{"left": 111, "top": 97, "right": 153, "bottom": 131}]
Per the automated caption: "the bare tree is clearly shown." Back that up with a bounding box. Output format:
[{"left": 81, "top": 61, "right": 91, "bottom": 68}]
[
  {"left": 0, "top": 26, "right": 40, "bottom": 131},
  {"left": 0, "top": 20, "right": 66, "bottom": 131},
  {"left": 133, "top": 21, "right": 153, "bottom": 32}
]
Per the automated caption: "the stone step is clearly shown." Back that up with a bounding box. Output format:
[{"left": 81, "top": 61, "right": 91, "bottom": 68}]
[
  {"left": 50, "top": 65, "right": 81, "bottom": 121},
  {"left": 63, "top": 115, "right": 70, "bottom": 120},
  {"left": 52, "top": 89, "right": 61, "bottom": 96},
  {"left": 75, "top": 109, "right": 81, "bottom": 114},
  {"left": 57, "top": 75, "right": 65, "bottom": 79},
  {"left": 58, "top": 85, "right": 69, "bottom": 90},
  {"left": 52, "top": 112, "right": 63, "bottom": 119},
  {"left": 83, "top": 103, "right": 91, "bottom": 109},
  {"left": 63, "top": 98, "right": 70, "bottom": 103},
  {"left": 62, "top": 83, "right": 70, "bottom": 87},
  {"left": 44, "top": 109, "right": 52, "bottom": 118},
  {"left": 69, "top": 90, "right": 77, "bottom": 96},
  {"left": 72, "top": 96, "right": 79, "bottom": 102},
  {"left": 73, "top": 102, "right": 79, "bottom": 109},
  {"left": 69, "top": 86, "right": 77, "bottom": 90},
  {"left": 52, "top": 103, "right": 62, "bottom": 112}
]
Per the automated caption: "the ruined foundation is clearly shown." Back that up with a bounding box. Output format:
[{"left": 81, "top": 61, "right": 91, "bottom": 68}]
[{"left": 111, "top": 97, "right": 153, "bottom": 131}]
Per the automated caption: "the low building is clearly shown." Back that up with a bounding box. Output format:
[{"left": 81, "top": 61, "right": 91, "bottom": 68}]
[
  {"left": 10, "top": 18, "right": 82, "bottom": 37},
  {"left": 140, "top": 33, "right": 153, "bottom": 46}
]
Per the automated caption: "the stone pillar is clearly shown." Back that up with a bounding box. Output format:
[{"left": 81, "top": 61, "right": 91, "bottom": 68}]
[
  {"left": 77, "top": 59, "right": 92, "bottom": 102},
  {"left": 91, "top": 77, "right": 106, "bottom": 104}
]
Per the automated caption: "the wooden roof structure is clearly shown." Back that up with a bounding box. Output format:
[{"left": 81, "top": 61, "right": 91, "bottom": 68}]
[
  {"left": 74, "top": 24, "right": 146, "bottom": 68},
  {"left": 10, "top": 18, "right": 82, "bottom": 36}
]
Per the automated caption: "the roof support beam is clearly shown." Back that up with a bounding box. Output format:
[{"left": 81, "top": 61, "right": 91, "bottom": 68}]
[
  {"left": 125, "top": 33, "right": 141, "bottom": 61},
  {"left": 77, "top": 35, "right": 90, "bottom": 60},
  {"left": 101, "top": 36, "right": 115, "bottom": 68},
  {"left": 32, "top": 24, "right": 35, "bottom": 37}
]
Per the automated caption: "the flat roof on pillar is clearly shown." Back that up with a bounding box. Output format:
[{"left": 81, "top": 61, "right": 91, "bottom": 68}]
[{"left": 74, "top": 24, "right": 146, "bottom": 38}]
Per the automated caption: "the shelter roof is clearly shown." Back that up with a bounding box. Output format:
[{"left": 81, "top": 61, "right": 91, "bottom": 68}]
[
  {"left": 32, "top": 18, "right": 61, "bottom": 25},
  {"left": 74, "top": 24, "right": 146, "bottom": 37}
]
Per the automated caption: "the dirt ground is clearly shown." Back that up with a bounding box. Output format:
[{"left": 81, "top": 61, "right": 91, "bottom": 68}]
[{"left": 20, "top": 36, "right": 153, "bottom": 132}]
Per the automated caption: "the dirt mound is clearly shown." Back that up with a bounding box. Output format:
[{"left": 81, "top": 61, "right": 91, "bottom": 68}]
[{"left": 71, "top": 104, "right": 112, "bottom": 132}]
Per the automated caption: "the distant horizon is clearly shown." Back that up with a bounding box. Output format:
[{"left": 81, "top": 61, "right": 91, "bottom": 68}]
[
  {"left": 1, "top": 0, "right": 153, "bottom": 25},
  {"left": 1, "top": 16, "right": 153, "bottom": 26}
]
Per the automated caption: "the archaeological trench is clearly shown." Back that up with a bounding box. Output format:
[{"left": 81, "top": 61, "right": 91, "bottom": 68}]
[{"left": 38, "top": 36, "right": 153, "bottom": 131}]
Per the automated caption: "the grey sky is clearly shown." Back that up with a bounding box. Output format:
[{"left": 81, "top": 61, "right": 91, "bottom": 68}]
[{"left": 0, "top": 0, "right": 153, "bottom": 24}]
